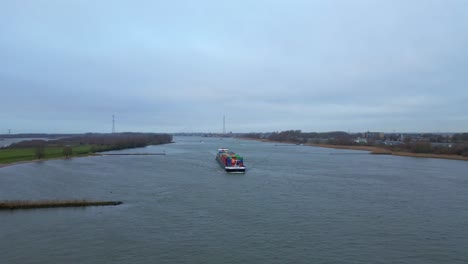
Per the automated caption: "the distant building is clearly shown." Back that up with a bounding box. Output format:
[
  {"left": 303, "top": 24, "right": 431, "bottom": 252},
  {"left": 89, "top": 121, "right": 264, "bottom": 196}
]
[
  {"left": 354, "top": 137, "right": 368, "bottom": 144},
  {"left": 364, "top": 132, "right": 384, "bottom": 140}
]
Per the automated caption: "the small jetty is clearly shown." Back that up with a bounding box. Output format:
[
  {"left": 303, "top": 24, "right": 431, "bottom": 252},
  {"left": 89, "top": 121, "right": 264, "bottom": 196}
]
[{"left": 0, "top": 200, "right": 123, "bottom": 210}]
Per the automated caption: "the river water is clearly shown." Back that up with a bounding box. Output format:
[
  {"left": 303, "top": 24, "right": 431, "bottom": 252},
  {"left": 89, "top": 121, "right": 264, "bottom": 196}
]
[{"left": 1, "top": 136, "right": 467, "bottom": 264}]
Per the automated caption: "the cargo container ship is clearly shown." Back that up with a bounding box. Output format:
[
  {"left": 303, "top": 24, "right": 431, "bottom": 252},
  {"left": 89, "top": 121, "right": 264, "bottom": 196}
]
[{"left": 216, "top": 148, "right": 246, "bottom": 173}]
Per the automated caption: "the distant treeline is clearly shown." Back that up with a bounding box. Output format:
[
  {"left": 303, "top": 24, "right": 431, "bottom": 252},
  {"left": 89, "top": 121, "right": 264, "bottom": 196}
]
[
  {"left": 452, "top": 133, "right": 468, "bottom": 142},
  {"left": 7, "top": 133, "right": 173, "bottom": 151},
  {"left": 387, "top": 141, "right": 468, "bottom": 156},
  {"left": 0, "top": 133, "right": 74, "bottom": 139},
  {"left": 244, "top": 130, "right": 350, "bottom": 143},
  {"left": 243, "top": 130, "right": 468, "bottom": 157}
]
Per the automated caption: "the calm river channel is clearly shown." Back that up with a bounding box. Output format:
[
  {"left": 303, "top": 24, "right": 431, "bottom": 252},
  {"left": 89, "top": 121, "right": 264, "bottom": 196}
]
[{"left": 1, "top": 136, "right": 467, "bottom": 264}]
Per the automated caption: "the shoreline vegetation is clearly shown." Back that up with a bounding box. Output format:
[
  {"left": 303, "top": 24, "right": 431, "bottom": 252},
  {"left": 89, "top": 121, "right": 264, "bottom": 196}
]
[
  {"left": 239, "top": 130, "right": 468, "bottom": 161},
  {"left": 307, "top": 143, "right": 468, "bottom": 161},
  {"left": 0, "top": 199, "right": 122, "bottom": 210},
  {"left": 250, "top": 138, "right": 468, "bottom": 161},
  {"left": 2, "top": 131, "right": 467, "bottom": 165},
  {"left": 242, "top": 137, "right": 468, "bottom": 162},
  {"left": 0, "top": 132, "right": 173, "bottom": 168}
]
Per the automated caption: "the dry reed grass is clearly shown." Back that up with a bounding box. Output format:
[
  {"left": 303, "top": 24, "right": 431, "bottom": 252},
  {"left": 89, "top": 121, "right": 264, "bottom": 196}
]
[{"left": 0, "top": 199, "right": 122, "bottom": 210}]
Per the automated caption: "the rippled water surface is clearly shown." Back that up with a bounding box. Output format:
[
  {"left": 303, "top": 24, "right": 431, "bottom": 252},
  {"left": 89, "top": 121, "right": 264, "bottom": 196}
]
[{"left": 1, "top": 136, "right": 467, "bottom": 264}]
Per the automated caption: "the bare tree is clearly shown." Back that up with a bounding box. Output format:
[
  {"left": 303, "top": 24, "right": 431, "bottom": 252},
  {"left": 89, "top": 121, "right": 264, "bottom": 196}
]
[
  {"left": 35, "top": 146, "right": 45, "bottom": 159},
  {"left": 62, "top": 146, "right": 72, "bottom": 158}
]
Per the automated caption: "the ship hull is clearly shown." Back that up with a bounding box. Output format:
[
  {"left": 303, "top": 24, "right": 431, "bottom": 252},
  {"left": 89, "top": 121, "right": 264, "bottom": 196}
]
[{"left": 216, "top": 151, "right": 246, "bottom": 173}]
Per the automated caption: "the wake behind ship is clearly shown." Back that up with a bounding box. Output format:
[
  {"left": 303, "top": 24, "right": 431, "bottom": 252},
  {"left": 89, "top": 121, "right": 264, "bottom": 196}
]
[{"left": 216, "top": 148, "right": 246, "bottom": 173}]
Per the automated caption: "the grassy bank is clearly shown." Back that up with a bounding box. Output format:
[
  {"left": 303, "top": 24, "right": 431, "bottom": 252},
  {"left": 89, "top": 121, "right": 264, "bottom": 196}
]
[
  {"left": 0, "top": 145, "right": 95, "bottom": 164},
  {"left": 306, "top": 143, "right": 391, "bottom": 153},
  {"left": 0, "top": 133, "right": 173, "bottom": 167},
  {"left": 0, "top": 199, "right": 122, "bottom": 210},
  {"left": 306, "top": 143, "right": 468, "bottom": 161}
]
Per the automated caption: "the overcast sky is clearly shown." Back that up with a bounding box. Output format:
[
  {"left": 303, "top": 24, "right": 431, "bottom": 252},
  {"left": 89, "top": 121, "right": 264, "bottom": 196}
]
[{"left": 1, "top": 0, "right": 467, "bottom": 134}]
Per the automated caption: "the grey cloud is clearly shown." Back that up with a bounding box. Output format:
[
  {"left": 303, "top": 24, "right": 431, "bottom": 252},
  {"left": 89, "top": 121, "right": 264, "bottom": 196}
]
[{"left": 1, "top": 0, "right": 468, "bottom": 133}]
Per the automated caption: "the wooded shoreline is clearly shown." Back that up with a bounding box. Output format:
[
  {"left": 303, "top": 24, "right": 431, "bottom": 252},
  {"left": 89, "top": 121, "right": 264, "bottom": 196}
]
[{"left": 0, "top": 133, "right": 173, "bottom": 167}]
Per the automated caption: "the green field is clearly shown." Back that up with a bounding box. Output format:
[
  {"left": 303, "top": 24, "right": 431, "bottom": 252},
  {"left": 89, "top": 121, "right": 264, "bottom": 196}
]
[
  {"left": 0, "top": 145, "right": 95, "bottom": 164},
  {"left": 0, "top": 133, "right": 172, "bottom": 165}
]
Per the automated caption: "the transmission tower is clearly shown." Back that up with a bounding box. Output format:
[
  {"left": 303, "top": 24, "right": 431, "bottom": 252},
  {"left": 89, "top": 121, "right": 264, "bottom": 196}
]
[
  {"left": 223, "top": 115, "right": 226, "bottom": 134},
  {"left": 112, "top": 115, "right": 115, "bottom": 133}
]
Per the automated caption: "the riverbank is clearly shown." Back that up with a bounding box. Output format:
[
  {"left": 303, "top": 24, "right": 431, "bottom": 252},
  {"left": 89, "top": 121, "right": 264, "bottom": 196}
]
[
  {"left": 306, "top": 143, "right": 468, "bottom": 161},
  {"left": 0, "top": 152, "right": 169, "bottom": 169},
  {"left": 241, "top": 137, "right": 468, "bottom": 162},
  {"left": 0, "top": 199, "right": 122, "bottom": 210},
  {"left": 0, "top": 133, "right": 174, "bottom": 168},
  {"left": 0, "top": 153, "right": 100, "bottom": 169}
]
